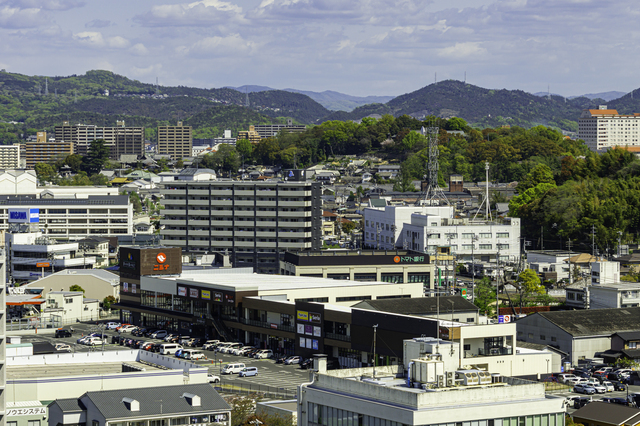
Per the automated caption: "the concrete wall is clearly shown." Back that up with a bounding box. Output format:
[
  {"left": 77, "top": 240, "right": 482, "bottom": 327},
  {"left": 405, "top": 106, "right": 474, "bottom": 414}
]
[
  {"left": 516, "top": 314, "right": 576, "bottom": 365},
  {"left": 256, "top": 400, "right": 297, "bottom": 425}
]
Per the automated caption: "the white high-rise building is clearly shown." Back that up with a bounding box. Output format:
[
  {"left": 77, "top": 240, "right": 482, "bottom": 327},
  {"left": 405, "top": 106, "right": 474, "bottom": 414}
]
[{"left": 578, "top": 105, "right": 640, "bottom": 152}]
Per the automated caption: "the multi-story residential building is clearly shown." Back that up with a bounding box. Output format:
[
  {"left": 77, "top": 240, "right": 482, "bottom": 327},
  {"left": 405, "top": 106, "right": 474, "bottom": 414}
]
[
  {"left": 25, "top": 140, "right": 74, "bottom": 169},
  {"left": 160, "top": 177, "right": 322, "bottom": 273},
  {"left": 253, "top": 119, "right": 306, "bottom": 139},
  {"left": 54, "top": 121, "right": 144, "bottom": 159},
  {"left": 578, "top": 105, "right": 640, "bottom": 152},
  {"left": 0, "top": 196, "right": 132, "bottom": 239},
  {"left": 236, "top": 125, "right": 261, "bottom": 144},
  {"left": 0, "top": 144, "right": 20, "bottom": 169},
  {"left": 157, "top": 122, "right": 193, "bottom": 159}
]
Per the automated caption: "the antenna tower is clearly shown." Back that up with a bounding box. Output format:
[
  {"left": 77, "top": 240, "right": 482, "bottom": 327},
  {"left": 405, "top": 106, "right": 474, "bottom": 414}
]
[
  {"left": 434, "top": 72, "right": 437, "bottom": 85},
  {"left": 415, "top": 123, "right": 449, "bottom": 206},
  {"left": 155, "top": 77, "right": 160, "bottom": 95},
  {"left": 547, "top": 84, "right": 550, "bottom": 100},
  {"left": 245, "top": 89, "right": 250, "bottom": 108},
  {"left": 45, "top": 77, "right": 49, "bottom": 96}
]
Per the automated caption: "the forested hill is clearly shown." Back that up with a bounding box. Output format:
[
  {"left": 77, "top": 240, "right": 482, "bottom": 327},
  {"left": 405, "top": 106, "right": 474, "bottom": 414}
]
[
  {"left": 323, "top": 80, "right": 640, "bottom": 132},
  {"left": 0, "top": 70, "right": 330, "bottom": 126}
]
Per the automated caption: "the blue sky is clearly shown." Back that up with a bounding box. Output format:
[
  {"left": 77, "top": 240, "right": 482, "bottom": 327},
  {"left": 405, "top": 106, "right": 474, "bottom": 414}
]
[{"left": 1, "top": 0, "right": 638, "bottom": 97}]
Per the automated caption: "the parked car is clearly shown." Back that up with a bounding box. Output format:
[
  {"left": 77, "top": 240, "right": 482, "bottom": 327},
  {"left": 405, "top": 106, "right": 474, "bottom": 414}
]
[
  {"left": 300, "top": 358, "right": 314, "bottom": 370},
  {"left": 118, "top": 325, "right": 136, "bottom": 333},
  {"left": 255, "top": 349, "right": 273, "bottom": 359},
  {"left": 284, "top": 356, "right": 302, "bottom": 365},
  {"left": 239, "top": 367, "right": 259, "bottom": 377},
  {"left": 601, "top": 397, "right": 628, "bottom": 406},
  {"left": 566, "top": 396, "right": 591, "bottom": 409},
  {"left": 188, "top": 338, "right": 205, "bottom": 347},
  {"left": 208, "top": 373, "right": 221, "bottom": 383},
  {"left": 613, "top": 381, "right": 627, "bottom": 391},
  {"left": 151, "top": 330, "right": 168, "bottom": 339},
  {"left": 202, "top": 340, "right": 220, "bottom": 351},
  {"left": 187, "top": 350, "right": 206, "bottom": 360},
  {"left": 178, "top": 336, "right": 191, "bottom": 345},
  {"left": 574, "top": 384, "right": 596, "bottom": 395},
  {"left": 106, "top": 322, "right": 120, "bottom": 330},
  {"left": 591, "top": 383, "right": 607, "bottom": 393},
  {"left": 601, "top": 381, "right": 615, "bottom": 392},
  {"left": 55, "top": 328, "right": 73, "bottom": 338},
  {"left": 54, "top": 343, "right": 71, "bottom": 352},
  {"left": 86, "top": 337, "right": 104, "bottom": 346},
  {"left": 274, "top": 355, "right": 287, "bottom": 364},
  {"left": 559, "top": 374, "right": 578, "bottom": 384}
]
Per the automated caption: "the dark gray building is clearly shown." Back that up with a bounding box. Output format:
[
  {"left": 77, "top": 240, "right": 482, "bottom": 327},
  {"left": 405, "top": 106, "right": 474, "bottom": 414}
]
[
  {"left": 49, "top": 383, "right": 230, "bottom": 426},
  {"left": 161, "top": 178, "right": 322, "bottom": 274}
]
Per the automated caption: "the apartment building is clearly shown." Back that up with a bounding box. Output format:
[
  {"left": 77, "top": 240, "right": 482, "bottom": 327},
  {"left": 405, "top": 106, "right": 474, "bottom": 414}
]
[
  {"left": 160, "top": 178, "right": 322, "bottom": 273},
  {"left": 237, "top": 125, "right": 261, "bottom": 144},
  {"left": 253, "top": 119, "right": 306, "bottom": 138},
  {"left": 0, "top": 144, "right": 20, "bottom": 169},
  {"left": 54, "top": 121, "right": 144, "bottom": 159},
  {"left": 0, "top": 195, "right": 132, "bottom": 239},
  {"left": 25, "top": 140, "right": 74, "bottom": 169},
  {"left": 578, "top": 105, "right": 640, "bottom": 152},
  {"left": 157, "top": 122, "right": 193, "bottom": 159}
]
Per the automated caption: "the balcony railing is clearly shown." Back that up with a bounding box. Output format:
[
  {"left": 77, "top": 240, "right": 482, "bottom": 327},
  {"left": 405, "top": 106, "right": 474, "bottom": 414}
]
[
  {"left": 476, "top": 347, "right": 513, "bottom": 357},
  {"left": 325, "top": 332, "right": 350, "bottom": 342}
]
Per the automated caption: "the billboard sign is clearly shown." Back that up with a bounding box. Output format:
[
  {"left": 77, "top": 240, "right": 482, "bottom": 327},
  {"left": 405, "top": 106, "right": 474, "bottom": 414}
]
[
  {"left": 119, "top": 247, "right": 182, "bottom": 277},
  {"left": 9, "top": 208, "right": 39, "bottom": 223}
]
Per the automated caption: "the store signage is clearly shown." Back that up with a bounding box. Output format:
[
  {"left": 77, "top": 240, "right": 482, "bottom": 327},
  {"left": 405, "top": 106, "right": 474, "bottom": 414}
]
[
  {"left": 297, "top": 310, "right": 309, "bottom": 321},
  {"left": 8, "top": 208, "right": 39, "bottom": 223},
  {"left": 393, "top": 255, "right": 426, "bottom": 263},
  {"left": 36, "top": 262, "right": 50, "bottom": 268},
  {"left": 178, "top": 286, "right": 187, "bottom": 297},
  {"left": 499, "top": 315, "right": 511, "bottom": 324},
  {"left": 225, "top": 294, "right": 234, "bottom": 304},
  {"left": 270, "top": 323, "right": 278, "bottom": 329},
  {"left": 190, "top": 288, "right": 199, "bottom": 298},
  {"left": 297, "top": 310, "right": 321, "bottom": 323},
  {"left": 214, "top": 292, "right": 222, "bottom": 302},
  {"left": 7, "top": 407, "right": 46, "bottom": 416},
  {"left": 202, "top": 290, "right": 211, "bottom": 300}
]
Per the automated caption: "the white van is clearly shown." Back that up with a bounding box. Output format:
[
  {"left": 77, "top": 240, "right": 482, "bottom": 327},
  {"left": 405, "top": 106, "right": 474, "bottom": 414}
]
[
  {"left": 222, "top": 363, "right": 246, "bottom": 374},
  {"left": 160, "top": 343, "right": 183, "bottom": 355},
  {"left": 255, "top": 349, "right": 273, "bottom": 359}
]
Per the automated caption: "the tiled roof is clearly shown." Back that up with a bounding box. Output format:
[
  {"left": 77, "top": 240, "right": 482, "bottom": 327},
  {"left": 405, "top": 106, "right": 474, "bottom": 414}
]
[
  {"left": 588, "top": 109, "right": 619, "bottom": 115},
  {"left": 573, "top": 401, "right": 640, "bottom": 425},
  {"left": 353, "top": 296, "right": 479, "bottom": 316}
]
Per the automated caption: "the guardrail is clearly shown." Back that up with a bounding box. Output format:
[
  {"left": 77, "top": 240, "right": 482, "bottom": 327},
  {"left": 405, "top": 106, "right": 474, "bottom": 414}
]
[{"left": 216, "top": 382, "right": 297, "bottom": 400}]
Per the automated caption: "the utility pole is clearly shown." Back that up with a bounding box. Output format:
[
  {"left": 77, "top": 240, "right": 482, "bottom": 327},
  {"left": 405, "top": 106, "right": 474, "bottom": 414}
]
[
  {"left": 496, "top": 245, "right": 501, "bottom": 318},
  {"left": 567, "top": 239, "right": 573, "bottom": 284},
  {"left": 592, "top": 225, "right": 596, "bottom": 256},
  {"left": 372, "top": 324, "right": 378, "bottom": 378}
]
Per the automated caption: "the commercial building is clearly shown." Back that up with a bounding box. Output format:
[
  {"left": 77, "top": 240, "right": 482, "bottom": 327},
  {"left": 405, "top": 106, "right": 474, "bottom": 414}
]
[
  {"left": 54, "top": 121, "right": 144, "bottom": 159},
  {"left": 25, "top": 140, "right": 74, "bottom": 169},
  {"left": 0, "top": 196, "right": 133, "bottom": 240},
  {"left": 49, "top": 384, "right": 230, "bottom": 426},
  {"left": 0, "top": 144, "right": 20, "bottom": 169},
  {"left": 353, "top": 296, "right": 480, "bottom": 323},
  {"left": 160, "top": 177, "right": 322, "bottom": 274},
  {"left": 7, "top": 232, "right": 97, "bottom": 282},
  {"left": 516, "top": 307, "right": 640, "bottom": 364},
  {"left": 22, "top": 269, "right": 120, "bottom": 301},
  {"left": 280, "top": 249, "right": 435, "bottom": 289},
  {"left": 579, "top": 105, "right": 640, "bottom": 152},
  {"left": 157, "top": 122, "right": 193, "bottom": 160},
  {"left": 298, "top": 354, "right": 565, "bottom": 426}
]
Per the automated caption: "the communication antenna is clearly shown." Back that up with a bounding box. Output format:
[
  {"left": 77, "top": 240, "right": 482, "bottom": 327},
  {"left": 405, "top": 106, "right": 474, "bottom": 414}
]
[
  {"left": 547, "top": 84, "right": 550, "bottom": 100},
  {"left": 45, "top": 77, "right": 49, "bottom": 96},
  {"left": 414, "top": 121, "right": 449, "bottom": 206},
  {"left": 434, "top": 72, "right": 437, "bottom": 85},
  {"left": 155, "top": 77, "right": 160, "bottom": 95},
  {"left": 245, "top": 88, "right": 250, "bottom": 108},
  {"left": 472, "top": 162, "right": 492, "bottom": 222}
]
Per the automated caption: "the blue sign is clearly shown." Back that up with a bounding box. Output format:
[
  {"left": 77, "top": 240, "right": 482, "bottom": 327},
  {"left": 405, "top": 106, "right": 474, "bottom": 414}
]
[{"left": 8, "top": 208, "right": 39, "bottom": 223}]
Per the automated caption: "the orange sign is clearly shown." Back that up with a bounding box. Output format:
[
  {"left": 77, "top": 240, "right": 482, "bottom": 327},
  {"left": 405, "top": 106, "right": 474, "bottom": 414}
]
[
  {"left": 156, "top": 253, "right": 167, "bottom": 263},
  {"left": 393, "top": 256, "right": 400, "bottom": 263},
  {"left": 36, "top": 262, "right": 50, "bottom": 268}
]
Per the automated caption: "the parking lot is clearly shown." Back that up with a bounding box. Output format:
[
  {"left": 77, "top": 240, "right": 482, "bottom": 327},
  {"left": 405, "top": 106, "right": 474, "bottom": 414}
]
[{"left": 25, "top": 321, "right": 312, "bottom": 392}]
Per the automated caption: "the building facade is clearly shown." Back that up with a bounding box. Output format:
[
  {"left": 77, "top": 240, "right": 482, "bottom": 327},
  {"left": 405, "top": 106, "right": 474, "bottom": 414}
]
[
  {"left": 578, "top": 106, "right": 640, "bottom": 152},
  {"left": 158, "top": 122, "right": 193, "bottom": 159},
  {"left": 236, "top": 125, "right": 261, "bottom": 144},
  {"left": 0, "top": 196, "right": 133, "bottom": 240},
  {"left": 54, "top": 121, "right": 144, "bottom": 159},
  {"left": 25, "top": 141, "right": 74, "bottom": 169},
  {"left": 0, "top": 144, "right": 20, "bottom": 170},
  {"left": 253, "top": 120, "right": 306, "bottom": 139},
  {"left": 160, "top": 178, "right": 322, "bottom": 274}
]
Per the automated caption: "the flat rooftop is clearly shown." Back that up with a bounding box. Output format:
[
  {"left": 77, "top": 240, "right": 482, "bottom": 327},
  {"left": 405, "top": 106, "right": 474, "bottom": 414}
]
[
  {"left": 168, "top": 272, "right": 418, "bottom": 292},
  {"left": 7, "top": 361, "right": 162, "bottom": 380}
]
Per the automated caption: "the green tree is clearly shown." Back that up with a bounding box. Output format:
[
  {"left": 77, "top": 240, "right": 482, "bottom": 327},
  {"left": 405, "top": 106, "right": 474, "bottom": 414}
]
[
  {"left": 236, "top": 139, "right": 253, "bottom": 160},
  {"left": 341, "top": 221, "right": 356, "bottom": 234},
  {"left": 517, "top": 269, "right": 545, "bottom": 306},
  {"left": 473, "top": 277, "right": 497, "bottom": 317},
  {"left": 129, "top": 192, "right": 143, "bottom": 214},
  {"left": 34, "top": 162, "right": 57, "bottom": 184},
  {"left": 103, "top": 295, "right": 117, "bottom": 310},
  {"left": 82, "top": 139, "right": 110, "bottom": 175},
  {"left": 69, "top": 284, "right": 85, "bottom": 294},
  {"left": 446, "top": 117, "right": 468, "bottom": 131},
  {"left": 516, "top": 164, "right": 556, "bottom": 193},
  {"left": 64, "top": 154, "right": 84, "bottom": 173},
  {"left": 176, "top": 158, "right": 184, "bottom": 169}
]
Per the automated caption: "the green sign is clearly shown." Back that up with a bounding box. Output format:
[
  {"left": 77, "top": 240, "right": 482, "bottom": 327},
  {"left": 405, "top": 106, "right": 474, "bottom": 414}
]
[{"left": 461, "top": 288, "right": 468, "bottom": 299}]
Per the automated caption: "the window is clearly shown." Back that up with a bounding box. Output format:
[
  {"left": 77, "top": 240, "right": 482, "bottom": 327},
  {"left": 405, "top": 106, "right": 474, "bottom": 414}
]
[
  {"left": 528, "top": 333, "right": 533, "bottom": 339},
  {"left": 540, "top": 335, "right": 546, "bottom": 340},
  {"left": 498, "top": 244, "right": 509, "bottom": 250},
  {"left": 28, "top": 421, "right": 41, "bottom": 426},
  {"left": 462, "top": 233, "right": 474, "bottom": 239},
  {"left": 93, "top": 421, "right": 100, "bottom": 426},
  {"left": 462, "top": 244, "right": 473, "bottom": 250},
  {"left": 551, "top": 337, "right": 557, "bottom": 342},
  {"left": 464, "top": 344, "right": 471, "bottom": 350},
  {"left": 467, "top": 317, "right": 474, "bottom": 323},
  {"left": 630, "top": 342, "right": 637, "bottom": 349},
  {"left": 496, "top": 232, "right": 509, "bottom": 238},
  {"left": 479, "top": 244, "right": 492, "bottom": 250},
  {"left": 479, "top": 233, "right": 491, "bottom": 238}
]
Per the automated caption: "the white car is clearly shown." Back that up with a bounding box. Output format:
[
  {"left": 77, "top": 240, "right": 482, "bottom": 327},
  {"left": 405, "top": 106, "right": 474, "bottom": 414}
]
[
  {"left": 86, "top": 337, "right": 104, "bottom": 346},
  {"left": 592, "top": 383, "right": 607, "bottom": 394},
  {"left": 151, "top": 330, "right": 168, "bottom": 339},
  {"left": 202, "top": 340, "right": 220, "bottom": 351},
  {"left": 574, "top": 384, "right": 596, "bottom": 395},
  {"left": 602, "top": 381, "right": 615, "bottom": 392},
  {"left": 106, "top": 322, "right": 120, "bottom": 330},
  {"left": 207, "top": 373, "right": 220, "bottom": 383},
  {"left": 55, "top": 343, "right": 71, "bottom": 352},
  {"left": 118, "top": 325, "right": 136, "bottom": 333}
]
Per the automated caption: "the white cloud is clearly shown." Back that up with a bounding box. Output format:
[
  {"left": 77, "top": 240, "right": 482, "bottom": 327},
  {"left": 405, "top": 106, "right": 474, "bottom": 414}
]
[
  {"left": 0, "top": 4, "right": 47, "bottom": 28},
  {"left": 177, "top": 34, "right": 255, "bottom": 57},
  {"left": 5, "top": 0, "right": 85, "bottom": 11},
  {"left": 129, "top": 43, "right": 149, "bottom": 56},
  {"left": 438, "top": 42, "right": 486, "bottom": 59},
  {"left": 134, "top": 0, "right": 245, "bottom": 27},
  {"left": 72, "top": 31, "right": 129, "bottom": 49}
]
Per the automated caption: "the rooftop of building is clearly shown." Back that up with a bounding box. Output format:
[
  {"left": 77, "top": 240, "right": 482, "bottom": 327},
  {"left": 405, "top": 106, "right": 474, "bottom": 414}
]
[
  {"left": 8, "top": 361, "right": 163, "bottom": 380},
  {"left": 0, "top": 194, "right": 129, "bottom": 205},
  {"left": 590, "top": 281, "right": 640, "bottom": 290},
  {"left": 532, "top": 307, "right": 640, "bottom": 337},
  {"left": 353, "top": 296, "right": 479, "bottom": 316},
  {"left": 309, "top": 364, "right": 551, "bottom": 409},
  {"left": 572, "top": 401, "right": 640, "bottom": 425},
  {"left": 165, "top": 271, "right": 419, "bottom": 292},
  {"left": 52, "top": 383, "right": 230, "bottom": 419}
]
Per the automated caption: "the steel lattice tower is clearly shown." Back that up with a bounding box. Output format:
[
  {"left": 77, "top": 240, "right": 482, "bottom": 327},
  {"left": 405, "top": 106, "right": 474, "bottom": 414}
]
[{"left": 415, "top": 125, "right": 449, "bottom": 206}]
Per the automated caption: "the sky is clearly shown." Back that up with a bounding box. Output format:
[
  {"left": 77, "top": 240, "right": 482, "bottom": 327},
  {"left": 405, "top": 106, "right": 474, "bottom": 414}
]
[{"left": 0, "top": 0, "right": 639, "bottom": 98}]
